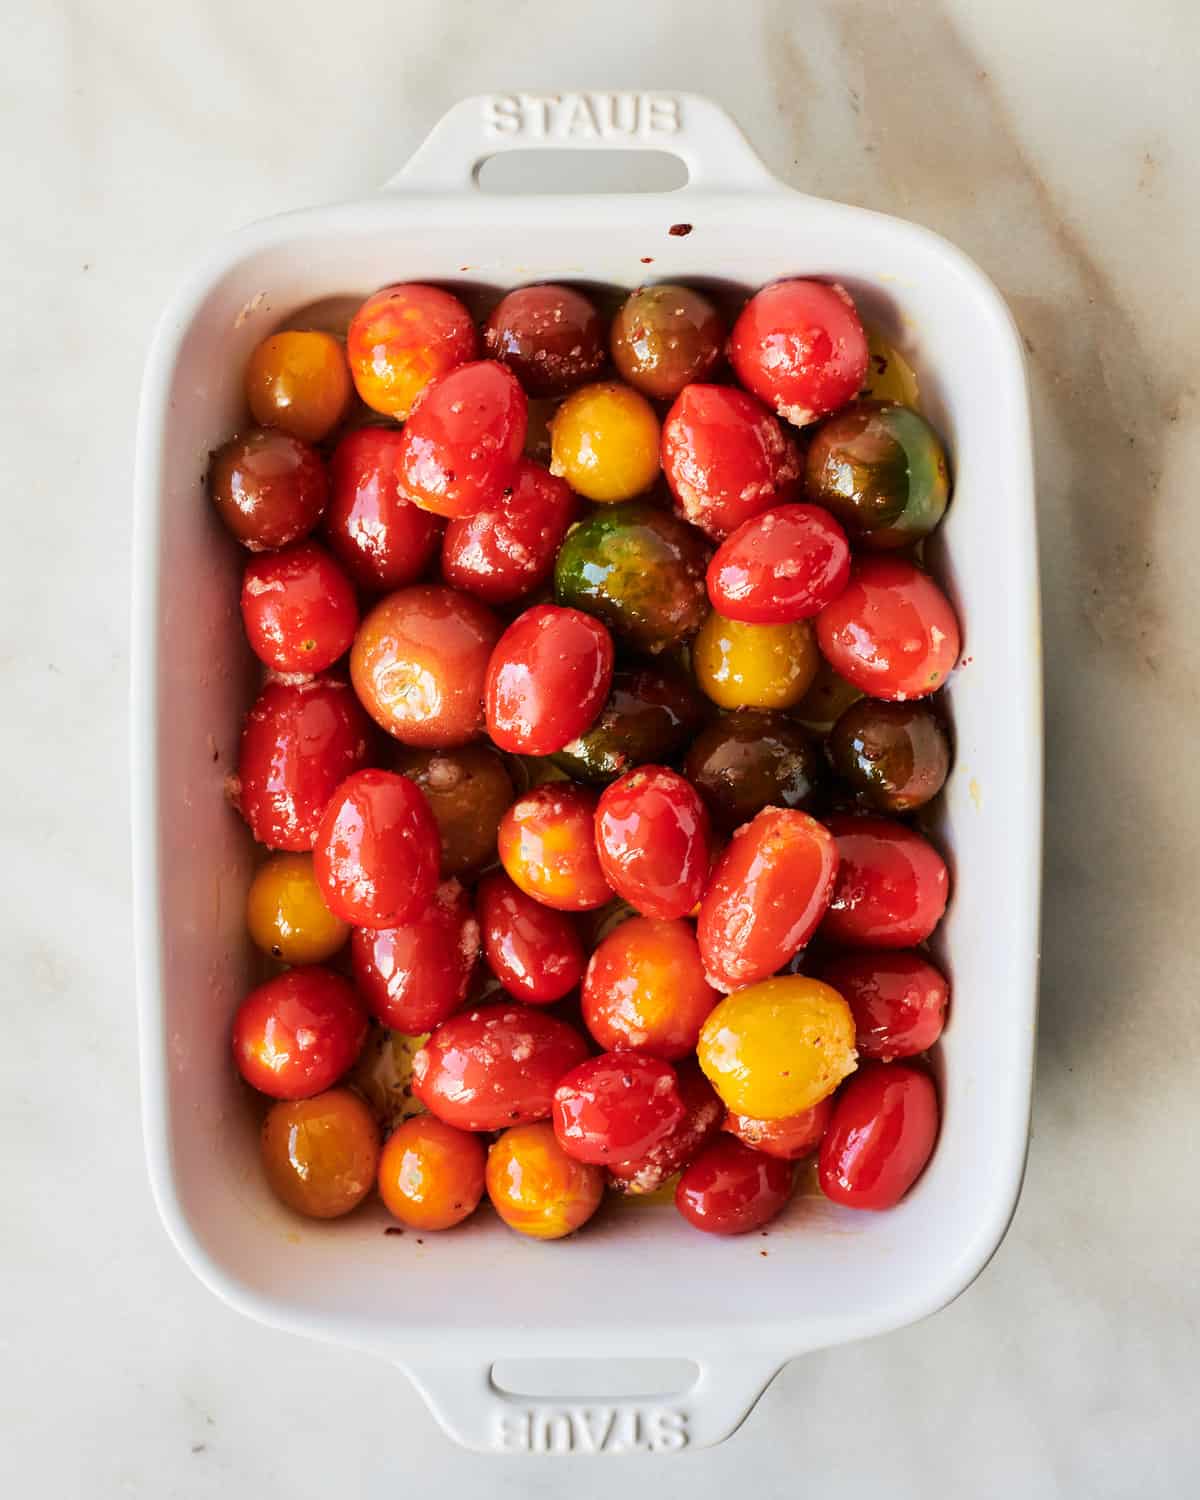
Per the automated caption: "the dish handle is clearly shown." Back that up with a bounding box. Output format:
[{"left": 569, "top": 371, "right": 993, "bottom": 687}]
[{"left": 385, "top": 90, "right": 780, "bottom": 195}]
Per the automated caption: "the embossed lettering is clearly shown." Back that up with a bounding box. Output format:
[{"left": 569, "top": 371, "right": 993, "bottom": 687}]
[
  {"left": 651, "top": 1409, "right": 689, "bottom": 1451},
  {"left": 519, "top": 93, "right": 561, "bottom": 136},
  {"left": 599, "top": 92, "right": 640, "bottom": 137},
  {"left": 484, "top": 94, "right": 522, "bottom": 136},
  {"left": 493, "top": 1409, "right": 532, "bottom": 1450},
  {"left": 564, "top": 92, "right": 601, "bottom": 138},
  {"left": 491, "top": 1403, "right": 689, "bottom": 1453},
  {"left": 647, "top": 95, "right": 681, "bottom": 135},
  {"left": 532, "top": 1410, "right": 575, "bottom": 1454},
  {"left": 574, "top": 1407, "right": 617, "bottom": 1453}
]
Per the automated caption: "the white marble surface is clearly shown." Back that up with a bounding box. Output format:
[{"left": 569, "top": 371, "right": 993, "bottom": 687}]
[{"left": 3, "top": 0, "right": 1198, "bottom": 1492}]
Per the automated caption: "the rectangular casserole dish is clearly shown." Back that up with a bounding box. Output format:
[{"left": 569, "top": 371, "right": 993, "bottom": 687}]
[{"left": 132, "top": 91, "right": 1041, "bottom": 1454}]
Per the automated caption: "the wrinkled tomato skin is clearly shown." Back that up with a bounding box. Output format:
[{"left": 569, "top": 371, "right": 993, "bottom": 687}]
[
  {"left": 476, "top": 869, "right": 585, "bottom": 1005},
  {"left": 313, "top": 768, "right": 441, "bottom": 927},
  {"left": 552, "top": 1053, "right": 687, "bottom": 1167},
  {"left": 707, "top": 504, "right": 850, "bottom": 623},
  {"left": 697, "top": 808, "right": 839, "bottom": 991},
  {"left": 397, "top": 361, "right": 527, "bottom": 519},
  {"left": 236, "top": 677, "right": 373, "bottom": 851},
  {"left": 442, "top": 459, "right": 577, "bottom": 606},
  {"left": 351, "top": 880, "right": 479, "bottom": 1033},
  {"left": 594, "top": 766, "right": 711, "bottom": 921},
  {"left": 232, "top": 968, "right": 367, "bottom": 1101},
  {"left": 729, "top": 279, "right": 868, "bottom": 428},
  {"left": 724, "top": 1096, "right": 833, "bottom": 1160},
  {"left": 608, "top": 1061, "right": 724, "bottom": 1193},
  {"left": 324, "top": 427, "right": 443, "bottom": 593},
  {"left": 821, "top": 814, "right": 950, "bottom": 948},
  {"left": 485, "top": 605, "right": 615, "bottom": 756},
  {"left": 497, "top": 784, "right": 614, "bottom": 911},
  {"left": 240, "top": 541, "right": 359, "bottom": 674},
  {"left": 818, "top": 1061, "right": 939, "bottom": 1210},
  {"left": 818, "top": 950, "right": 949, "bottom": 1060},
  {"left": 582, "top": 916, "right": 718, "bottom": 1060},
  {"left": 347, "top": 283, "right": 478, "bottom": 420},
  {"left": 675, "top": 1135, "right": 794, "bottom": 1235},
  {"left": 412, "top": 1003, "right": 590, "bottom": 1131}
]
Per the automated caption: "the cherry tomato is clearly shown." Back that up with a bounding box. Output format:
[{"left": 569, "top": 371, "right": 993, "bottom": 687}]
[
  {"left": 693, "top": 611, "right": 819, "bottom": 711},
  {"left": 706, "top": 504, "right": 850, "bottom": 623},
  {"left": 245, "top": 330, "right": 352, "bottom": 443},
  {"left": 236, "top": 677, "right": 372, "bottom": 851},
  {"left": 611, "top": 283, "right": 724, "bottom": 399},
  {"left": 313, "top": 768, "right": 441, "bottom": 927},
  {"left": 792, "top": 656, "right": 863, "bottom": 734},
  {"left": 392, "top": 743, "right": 513, "bottom": 877},
  {"left": 497, "top": 784, "right": 614, "bottom": 911},
  {"left": 724, "top": 1095, "right": 833, "bottom": 1160},
  {"left": 817, "top": 950, "right": 949, "bottom": 1060},
  {"left": 441, "top": 458, "right": 576, "bottom": 606},
  {"left": 246, "top": 851, "right": 349, "bottom": 964},
  {"left": 209, "top": 428, "right": 327, "bottom": 552},
  {"left": 729, "top": 279, "right": 869, "bottom": 427},
  {"left": 697, "top": 808, "right": 839, "bottom": 991},
  {"left": 347, "top": 283, "right": 477, "bottom": 419},
  {"left": 324, "top": 427, "right": 442, "bottom": 593},
  {"left": 827, "top": 698, "right": 951, "bottom": 813},
  {"left": 582, "top": 916, "right": 717, "bottom": 1059},
  {"left": 486, "top": 1122, "right": 605, "bottom": 1240},
  {"left": 412, "top": 1002, "right": 589, "bottom": 1131},
  {"left": 552, "top": 1053, "right": 686, "bottom": 1166},
  {"left": 397, "top": 361, "right": 527, "bottom": 519},
  {"left": 550, "top": 381, "right": 660, "bottom": 502},
  {"left": 482, "top": 284, "right": 606, "bottom": 396},
  {"left": 818, "top": 1061, "right": 939, "bottom": 1210},
  {"left": 261, "top": 1089, "right": 379, "bottom": 1218},
  {"left": 240, "top": 541, "right": 359, "bottom": 674},
  {"left": 351, "top": 584, "right": 502, "bottom": 748},
  {"left": 351, "top": 880, "right": 478, "bottom": 1033},
  {"left": 377, "top": 1114, "right": 486, "bottom": 1230},
  {"left": 675, "top": 1136, "right": 794, "bottom": 1235},
  {"left": 477, "top": 870, "right": 585, "bottom": 1005},
  {"left": 683, "top": 711, "right": 825, "bottom": 833},
  {"left": 816, "top": 556, "right": 961, "bottom": 701},
  {"left": 607, "top": 1061, "right": 724, "bottom": 1193},
  {"left": 232, "top": 967, "right": 367, "bottom": 1100},
  {"left": 484, "top": 604, "right": 615, "bottom": 755},
  {"left": 822, "top": 814, "right": 949, "bottom": 948},
  {"left": 661, "top": 384, "right": 803, "bottom": 539},
  {"left": 594, "top": 766, "right": 711, "bottom": 921}
]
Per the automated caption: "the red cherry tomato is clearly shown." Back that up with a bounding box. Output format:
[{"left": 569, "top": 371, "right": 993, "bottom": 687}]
[
  {"left": 583, "top": 916, "right": 718, "bottom": 1060},
  {"left": 313, "top": 769, "right": 441, "bottom": 927},
  {"left": 240, "top": 541, "right": 359, "bottom": 674},
  {"left": 661, "top": 384, "right": 803, "bottom": 539},
  {"left": 675, "top": 1135, "right": 794, "bottom": 1235},
  {"left": 697, "top": 808, "right": 839, "bottom": 991},
  {"left": 208, "top": 428, "right": 328, "bottom": 552},
  {"left": 351, "top": 880, "right": 479, "bottom": 1034},
  {"left": 552, "top": 1053, "right": 686, "bottom": 1167},
  {"left": 608, "top": 1061, "right": 724, "bottom": 1193},
  {"left": 412, "top": 1003, "right": 589, "bottom": 1131},
  {"left": 706, "top": 504, "right": 850, "bottom": 623},
  {"left": 724, "top": 1096, "right": 833, "bottom": 1160},
  {"left": 477, "top": 870, "right": 585, "bottom": 1005},
  {"left": 397, "top": 361, "right": 527, "bottom": 519},
  {"left": 347, "top": 283, "right": 478, "bottom": 420},
  {"left": 236, "top": 677, "right": 372, "bottom": 851},
  {"left": 594, "top": 766, "right": 711, "bottom": 921},
  {"left": 821, "top": 814, "right": 949, "bottom": 948},
  {"left": 816, "top": 556, "right": 961, "bottom": 701},
  {"left": 497, "top": 784, "right": 614, "bottom": 911},
  {"left": 484, "top": 605, "right": 615, "bottom": 756},
  {"left": 818, "top": 950, "right": 949, "bottom": 1060},
  {"left": 324, "top": 428, "right": 442, "bottom": 593},
  {"left": 818, "top": 1061, "right": 939, "bottom": 1210},
  {"left": 442, "top": 458, "right": 577, "bottom": 606},
  {"left": 232, "top": 967, "right": 366, "bottom": 1100},
  {"left": 729, "top": 279, "right": 868, "bottom": 427}
]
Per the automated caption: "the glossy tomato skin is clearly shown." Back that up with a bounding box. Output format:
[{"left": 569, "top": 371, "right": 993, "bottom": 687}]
[
  {"left": 487, "top": 1122, "right": 606, "bottom": 1240},
  {"left": 661, "top": 384, "right": 803, "bottom": 539},
  {"left": 209, "top": 428, "right": 328, "bottom": 552},
  {"left": 822, "top": 814, "right": 949, "bottom": 948},
  {"left": 707, "top": 504, "right": 850, "bottom": 623},
  {"left": 482, "top": 284, "right": 606, "bottom": 396},
  {"left": 351, "top": 879, "right": 479, "bottom": 1034},
  {"left": 442, "top": 459, "right": 577, "bottom": 606},
  {"left": 232, "top": 968, "right": 367, "bottom": 1101},
  {"left": 397, "top": 361, "right": 527, "bottom": 519},
  {"left": 377, "top": 1114, "right": 486, "bottom": 1231},
  {"left": 240, "top": 541, "right": 359, "bottom": 674},
  {"left": 477, "top": 870, "right": 585, "bottom": 1005},
  {"left": 827, "top": 698, "right": 951, "bottom": 813},
  {"left": 392, "top": 743, "right": 513, "bottom": 877},
  {"left": 245, "top": 852, "right": 349, "bottom": 964},
  {"left": 552, "top": 1053, "right": 686, "bottom": 1166},
  {"left": 313, "top": 769, "right": 441, "bottom": 927},
  {"left": 594, "top": 766, "right": 711, "bottom": 921},
  {"left": 683, "top": 711, "right": 825, "bottom": 833},
  {"left": 412, "top": 1003, "right": 590, "bottom": 1131},
  {"left": 583, "top": 917, "right": 718, "bottom": 1060},
  {"left": 347, "top": 283, "right": 477, "bottom": 419},
  {"left": 724, "top": 1096, "right": 833, "bottom": 1160},
  {"left": 611, "top": 283, "right": 724, "bottom": 399},
  {"left": 816, "top": 556, "right": 961, "bottom": 701},
  {"left": 818, "top": 1061, "right": 939, "bottom": 1209},
  {"left": 261, "top": 1089, "right": 379, "bottom": 1219},
  {"left": 729, "top": 279, "right": 869, "bottom": 428},
  {"left": 484, "top": 605, "right": 615, "bottom": 755},
  {"left": 675, "top": 1136, "right": 794, "bottom": 1235},
  {"left": 697, "top": 808, "right": 839, "bottom": 991},
  {"left": 818, "top": 950, "right": 948, "bottom": 1059},
  {"left": 608, "top": 1061, "right": 724, "bottom": 1193},
  {"left": 244, "top": 330, "right": 352, "bottom": 444},
  {"left": 324, "top": 428, "right": 442, "bottom": 593},
  {"left": 497, "top": 784, "right": 614, "bottom": 911},
  {"left": 236, "top": 677, "right": 373, "bottom": 851}
]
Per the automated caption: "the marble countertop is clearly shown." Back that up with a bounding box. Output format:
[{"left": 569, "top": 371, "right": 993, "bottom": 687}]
[{"left": 4, "top": 0, "right": 1198, "bottom": 1493}]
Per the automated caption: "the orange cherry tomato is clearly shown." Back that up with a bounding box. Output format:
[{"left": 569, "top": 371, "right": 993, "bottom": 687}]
[
  {"left": 582, "top": 917, "right": 719, "bottom": 1060},
  {"left": 232, "top": 967, "right": 366, "bottom": 1101},
  {"left": 497, "top": 784, "right": 614, "bottom": 912},
  {"left": 377, "top": 1114, "right": 486, "bottom": 1230},
  {"left": 486, "top": 1122, "right": 605, "bottom": 1240},
  {"left": 347, "top": 283, "right": 477, "bottom": 419},
  {"left": 261, "top": 1088, "right": 379, "bottom": 1218},
  {"left": 245, "top": 330, "right": 352, "bottom": 443}
]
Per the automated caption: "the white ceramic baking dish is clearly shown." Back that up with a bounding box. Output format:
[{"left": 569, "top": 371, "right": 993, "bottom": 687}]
[{"left": 132, "top": 92, "right": 1041, "bottom": 1454}]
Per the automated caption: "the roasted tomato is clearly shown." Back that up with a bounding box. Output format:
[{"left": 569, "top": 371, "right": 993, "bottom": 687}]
[
  {"left": 441, "top": 459, "right": 576, "bottom": 606},
  {"left": 232, "top": 967, "right": 367, "bottom": 1101},
  {"left": 245, "top": 851, "right": 349, "bottom": 964},
  {"left": 313, "top": 768, "right": 441, "bottom": 927},
  {"left": 497, "top": 784, "right": 613, "bottom": 911},
  {"left": 324, "top": 427, "right": 442, "bottom": 593},
  {"left": 611, "top": 283, "right": 724, "bottom": 399},
  {"left": 484, "top": 604, "right": 614, "bottom": 755},
  {"left": 261, "top": 1089, "right": 379, "bottom": 1218},
  {"left": 244, "top": 330, "right": 351, "bottom": 443},
  {"left": 706, "top": 504, "right": 850, "bottom": 622},
  {"left": 818, "top": 1061, "right": 939, "bottom": 1210},
  {"left": 209, "top": 428, "right": 327, "bottom": 552},
  {"left": 827, "top": 699, "right": 951, "bottom": 813},
  {"left": 552, "top": 1053, "right": 687, "bottom": 1166},
  {"left": 477, "top": 870, "right": 585, "bottom": 1005},
  {"left": 487, "top": 1122, "right": 605, "bottom": 1240},
  {"left": 675, "top": 1136, "right": 794, "bottom": 1235},
  {"left": 377, "top": 1114, "right": 486, "bottom": 1231},
  {"left": 392, "top": 743, "right": 513, "bottom": 877},
  {"left": 822, "top": 814, "right": 949, "bottom": 948},
  {"left": 817, "top": 950, "right": 949, "bottom": 1061},
  {"left": 693, "top": 611, "right": 819, "bottom": 711},
  {"left": 550, "top": 660, "right": 706, "bottom": 785},
  {"left": 724, "top": 1096, "right": 833, "bottom": 1160},
  {"left": 549, "top": 381, "right": 660, "bottom": 502},
  {"left": 347, "top": 283, "right": 477, "bottom": 419},
  {"left": 683, "top": 711, "right": 825, "bottom": 833},
  {"left": 351, "top": 880, "right": 478, "bottom": 1033},
  {"left": 482, "top": 284, "right": 606, "bottom": 396},
  {"left": 729, "top": 279, "right": 868, "bottom": 427},
  {"left": 594, "top": 767, "right": 711, "bottom": 921},
  {"left": 396, "top": 360, "right": 526, "bottom": 519},
  {"left": 240, "top": 541, "right": 359, "bottom": 674},
  {"left": 582, "top": 916, "right": 718, "bottom": 1060}
]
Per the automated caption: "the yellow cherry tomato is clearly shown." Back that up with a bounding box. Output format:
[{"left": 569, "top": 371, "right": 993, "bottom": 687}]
[
  {"left": 486, "top": 1123, "right": 605, "bottom": 1240},
  {"left": 863, "top": 329, "right": 921, "bottom": 409},
  {"left": 693, "top": 611, "right": 819, "bottom": 710},
  {"left": 697, "top": 977, "right": 858, "bottom": 1119},
  {"left": 549, "top": 381, "right": 660, "bottom": 502},
  {"left": 261, "top": 1088, "right": 380, "bottom": 1219},
  {"left": 246, "top": 852, "right": 350, "bottom": 965},
  {"left": 244, "top": 330, "right": 352, "bottom": 443},
  {"left": 378, "top": 1114, "right": 486, "bottom": 1231}
]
